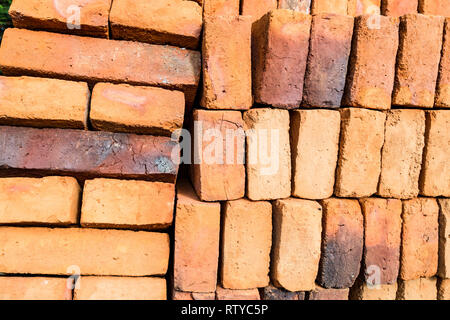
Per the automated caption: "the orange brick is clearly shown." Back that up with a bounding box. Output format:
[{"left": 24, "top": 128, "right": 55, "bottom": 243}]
[
  {"left": 311, "top": 0, "right": 348, "bottom": 14},
  {"left": 438, "top": 279, "right": 450, "bottom": 300},
  {"left": 436, "top": 19, "right": 450, "bottom": 108},
  {"left": 418, "top": 0, "right": 450, "bottom": 17},
  {"left": 203, "top": 0, "right": 240, "bottom": 17},
  {"left": 308, "top": 285, "right": 349, "bottom": 300},
  {"left": 278, "top": 0, "right": 311, "bottom": 12},
  {"left": 350, "top": 281, "right": 397, "bottom": 300},
  {"left": 241, "top": 0, "right": 278, "bottom": 22},
  {"left": 381, "top": 0, "right": 418, "bottom": 16},
  {"left": 0, "top": 277, "right": 71, "bottom": 300},
  {"left": 349, "top": 0, "right": 381, "bottom": 15},
  {"left": 216, "top": 286, "right": 260, "bottom": 300},
  {"left": 397, "top": 278, "right": 437, "bottom": 300},
  {"left": 172, "top": 290, "right": 216, "bottom": 300},
  {"left": 438, "top": 199, "right": 450, "bottom": 278}
]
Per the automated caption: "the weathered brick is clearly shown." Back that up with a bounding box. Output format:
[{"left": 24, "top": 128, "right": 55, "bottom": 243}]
[
  {"left": 0, "top": 177, "right": 80, "bottom": 226},
  {"left": 191, "top": 109, "right": 245, "bottom": 201},
  {"left": 418, "top": 0, "right": 450, "bottom": 17},
  {"left": 317, "top": 199, "right": 364, "bottom": 289},
  {"left": 438, "top": 279, "right": 450, "bottom": 300},
  {"left": 244, "top": 108, "right": 291, "bottom": 200},
  {"left": 271, "top": 199, "right": 322, "bottom": 291},
  {"left": 350, "top": 281, "right": 397, "bottom": 300},
  {"left": 378, "top": 110, "right": 425, "bottom": 199},
  {"left": 311, "top": 0, "right": 348, "bottom": 14},
  {"left": 203, "top": 0, "right": 240, "bottom": 17},
  {"left": 216, "top": 286, "right": 260, "bottom": 300},
  {"left": 241, "top": 0, "right": 278, "bottom": 22},
  {"left": 303, "top": 14, "right": 354, "bottom": 108},
  {"left": 343, "top": 16, "right": 399, "bottom": 110},
  {"left": 0, "top": 277, "right": 71, "bottom": 300},
  {"left": 0, "top": 28, "right": 201, "bottom": 107},
  {"left": 335, "top": 108, "right": 386, "bottom": 198},
  {"left": 291, "top": 110, "right": 340, "bottom": 200},
  {"left": 393, "top": 14, "right": 444, "bottom": 108},
  {"left": 381, "top": 0, "right": 418, "bottom": 16},
  {"left": 436, "top": 19, "right": 450, "bottom": 108},
  {"left": 278, "top": 0, "right": 311, "bottom": 12},
  {"left": 401, "top": 198, "right": 439, "bottom": 280},
  {"left": 348, "top": 0, "right": 381, "bottom": 15},
  {"left": 0, "top": 227, "right": 169, "bottom": 276},
  {"left": 90, "top": 83, "right": 185, "bottom": 136},
  {"left": 0, "top": 126, "right": 179, "bottom": 183},
  {"left": 438, "top": 199, "right": 450, "bottom": 278},
  {"left": 397, "top": 278, "right": 437, "bottom": 300},
  {"left": 221, "top": 199, "right": 272, "bottom": 289},
  {"left": 172, "top": 290, "right": 216, "bottom": 300},
  {"left": 260, "top": 285, "right": 305, "bottom": 300},
  {"left": 308, "top": 286, "right": 349, "bottom": 300},
  {"left": 252, "top": 10, "right": 311, "bottom": 109},
  {"left": 174, "top": 181, "right": 221, "bottom": 292}
]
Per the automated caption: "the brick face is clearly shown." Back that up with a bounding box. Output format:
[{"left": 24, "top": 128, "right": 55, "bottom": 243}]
[
  {"left": 349, "top": 0, "right": 381, "bottom": 15},
  {"left": 0, "top": 277, "right": 71, "bottom": 300},
  {"left": 216, "top": 286, "right": 261, "bottom": 300},
  {"left": 436, "top": 19, "right": 450, "bottom": 108},
  {"left": 203, "top": 0, "right": 240, "bottom": 17},
  {"left": 381, "top": 0, "right": 418, "bottom": 16},
  {"left": 278, "top": 0, "right": 311, "bottom": 12},
  {"left": 438, "top": 279, "right": 450, "bottom": 300},
  {"left": 418, "top": 0, "right": 450, "bottom": 17},
  {"left": 261, "top": 285, "right": 305, "bottom": 300},
  {"left": 311, "top": 0, "right": 348, "bottom": 15},
  {"left": 308, "top": 286, "right": 349, "bottom": 300},
  {"left": 438, "top": 199, "right": 450, "bottom": 278},
  {"left": 350, "top": 281, "right": 397, "bottom": 300},
  {"left": 397, "top": 278, "right": 437, "bottom": 300},
  {"left": 241, "top": 0, "right": 278, "bottom": 22}
]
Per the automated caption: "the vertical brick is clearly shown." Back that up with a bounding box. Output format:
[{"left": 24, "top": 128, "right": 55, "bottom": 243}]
[
  {"left": 272, "top": 199, "right": 322, "bottom": 291},
  {"left": 260, "top": 285, "right": 305, "bottom": 300},
  {"left": 0, "top": 277, "right": 71, "bottom": 300},
  {"left": 172, "top": 290, "right": 216, "bottom": 300},
  {"left": 350, "top": 281, "right": 397, "bottom": 300},
  {"left": 203, "top": 0, "right": 240, "bottom": 17},
  {"left": 397, "top": 278, "right": 437, "bottom": 300},
  {"left": 308, "top": 286, "right": 349, "bottom": 300},
  {"left": 335, "top": 108, "right": 386, "bottom": 198},
  {"left": 436, "top": 19, "right": 450, "bottom": 108},
  {"left": 221, "top": 199, "right": 272, "bottom": 289},
  {"left": 241, "top": 0, "right": 278, "bottom": 22},
  {"left": 311, "top": 0, "right": 348, "bottom": 14},
  {"left": 216, "top": 286, "right": 261, "bottom": 300},
  {"left": 349, "top": 0, "right": 381, "bottom": 15},
  {"left": 381, "top": 0, "right": 418, "bottom": 16},
  {"left": 418, "top": 0, "right": 450, "bottom": 17},
  {"left": 278, "top": 0, "right": 311, "bottom": 13},
  {"left": 438, "top": 199, "right": 450, "bottom": 278},
  {"left": 438, "top": 279, "right": 450, "bottom": 300}
]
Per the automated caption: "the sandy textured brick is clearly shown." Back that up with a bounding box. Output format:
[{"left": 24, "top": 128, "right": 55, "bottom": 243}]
[
  {"left": 291, "top": 110, "right": 340, "bottom": 200},
  {"left": 244, "top": 108, "right": 291, "bottom": 200},
  {"left": 174, "top": 181, "right": 221, "bottom": 292},
  {"left": 381, "top": 0, "right": 418, "bottom": 16},
  {"left": 436, "top": 19, "right": 450, "bottom": 108},
  {"left": 401, "top": 198, "right": 439, "bottom": 280},
  {"left": 393, "top": 14, "right": 444, "bottom": 108},
  {"left": 272, "top": 199, "right": 322, "bottom": 291},
  {"left": 0, "top": 177, "right": 80, "bottom": 226},
  {"left": 418, "top": 0, "right": 450, "bottom": 17},
  {"left": 318, "top": 199, "right": 363, "bottom": 289},
  {"left": 343, "top": 16, "right": 399, "bottom": 110},
  {"left": 203, "top": 0, "right": 240, "bottom": 17},
  {"left": 241, "top": 0, "right": 277, "bottom": 22},
  {"left": 420, "top": 111, "right": 450, "bottom": 197},
  {"left": 261, "top": 285, "right": 305, "bottom": 300},
  {"left": 308, "top": 286, "right": 349, "bottom": 300},
  {"left": 303, "top": 14, "right": 354, "bottom": 108},
  {"left": 348, "top": 0, "right": 381, "bottom": 15},
  {"left": 0, "top": 277, "right": 71, "bottom": 300},
  {"left": 74, "top": 277, "right": 166, "bottom": 300},
  {"left": 311, "top": 0, "right": 348, "bottom": 14},
  {"left": 438, "top": 199, "right": 450, "bottom": 278},
  {"left": 216, "top": 286, "right": 260, "bottom": 300},
  {"left": 172, "top": 290, "right": 215, "bottom": 300},
  {"left": 350, "top": 281, "right": 397, "bottom": 300},
  {"left": 0, "top": 227, "right": 169, "bottom": 276},
  {"left": 438, "top": 279, "right": 450, "bottom": 300},
  {"left": 221, "top": 199, "right": 272, "bottom": 289},
  {"left": 252, "top": 10, "right": 311, "bottom": 109},
  {"left": 397, "top": 278, "right": 437, "bottom": 300},
  {"left": 191, "top": 110, "right": 245, "bottom": 201},
  {"left": 90, "top": 83, "right": 185, "bottom": 136},
  {"left": 335, "top": 108, "right": 386, "bottom": 198},
  {"left": 378, "top": 110, "right": 425, "bottom": 199},
  {"left": 278, "top": 0, "right": 311, "bottom": 12}
]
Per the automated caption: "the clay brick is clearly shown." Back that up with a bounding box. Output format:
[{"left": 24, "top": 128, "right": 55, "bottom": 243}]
[
  {"left": 418, "top": 0, "right": 450, "bottom": 17},
  {"left": 252, "top": 10, "right": 311, "bottom": 109},
  {"left": 201, "top": 16, "right": 252, "bottom": 110},
  {"left": 0, "top": 227, "right": 169, "bottom": 276},
  {"left": 401, "top": 198, "right": 439, "bottom": 280},
  {"left": 174, "top": 181, "right": 221, "bottom": 292},
  {"left": 203, "top": 0, "right": 240, "bottom": 17},
  {"left": 0, "top": 177, "right": 80, "bottom": 226},
  {"left": 438, "top": 279, "right": 450, "bottom": 300},
  {"left": 360, "top": 198, "right": 402, "bottom": 285},
  {"left": 74, "top": 277, "right": 166, "bottom": 300},
  {"left": 420, "top": 111, "right": 450, "bottom": 197},
  {"left": 436, "top": 19, "right": 450, "bottom": 108},
  {"left": 244, "top": 108, "right": 291, "bottom": 200},
  {"left": 303, "top": 14, "right": 354, "bottom": 108},
  {"left": 81, "top": 178, "right": 174, "bottom": 230},
  {"left": 0, "top": 76, "right": 89, "bottom": 129},
  {"left": 350, "top": 281, "right": 397, "bottom": 300},
  {"left": 381, "top": 0, "right": 418, "bottom": 16},
  {"left": 393, "top": 14, "right": 444, "bottom": 108},
  {"left": 291, "top": 110, "right": 340, "bottom": 200},
  {"left": 0, "top": 126, "right": 179, "bottom": 183},
  {"left": 438, "top": 199, "right": 450, "bottom": 278},
  {"left": 317, "top": 199, "right": 364, "bottom": 289},
  {"left": 378, "top": 110, "right": 425, "bottom": 199},
  {"left": 260, "top": 285, "right": 305, "bottom": 300},
  {"left": 216, "top": 286, "right": 260, "bottom": 300},
  {"left": 271, "top": 199, "right": 322, "bottom": 291},
  {"left": 348, "top": 0, "right": 381, "bottom": 15},
  {"left": 335, "top": 108, "right": 386, "bottom": 198},
  {"left": 241, "top": 0, "right": 278, "bottom": 22},
  {"left": 397, "top": 278, "right": 437, "bottom": 300},
  {"left": 221, "top": 199, "right": 272, "bottom": 289},
  {"left": 308, "top": 286, "right": 349, "bottom": 300},
  {"left": 0, "top": 277, "right": 71, "bottom": 300},
  {"left": 343, "top": 15, "right": 399, "bottom": 110},
  {"left": 0, "top": 28, "right": 201, "bottom": 107},
  {"left": 9, "top": 0, "right": 111, "bottom": 38},
  {"left": 191, "top": 109, "right": 245, "bottom": 201},
  {"left": 278, "top": 0, "right": 311, "bottom": 12},
  {"left": 311, "top": 0, "right": 348, "bottom": 14},
  {"left": 90, "top": 83, "right": 185, "bottom": 136},
  {"left": 172, "top": 290, "right": 215, "bottom": 300}
]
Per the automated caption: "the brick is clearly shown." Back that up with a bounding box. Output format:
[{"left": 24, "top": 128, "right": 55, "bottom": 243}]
[
  {"left": 271, "top": 199, "right": 322, "bottom": 291},
  {"left": 9, "top": 0, "right": 111, "bottom": 38},
  {"left": 311, "top": 0, "right": 348, "bottom": 14},
  {"left": 241, "top": 0, "right": 278, "bottom": 22},
  {"left": 0, "top": 76, "right": 89, "bottom": 129},
  {"left": 221, "top": 199, "right": 272, "bottom": 289},
  {"left": 308, "top": 286, "right": 349, "bottom": 300},
  {"left": 174, "top": 181, "right": 221, "bottom": 292},
  {"left": 381, "top": 0, "right": 418, "bottom": 16},
  {"left": 418, "top": 0, "right": 450, "bottom": 17},
  {"left": 172, "top": 290, "right": 215, "bottom": 300},
  {"left": 360, "top": 198, "right": 402, "bottom": 284},
  {"left": 244, "top": 108, "right": 291, "bottom": 200},
  {"left": 350, "top": 281, "right": 397, "bottom": 300},
  {"left": 201, "top": 16, "right": 252, "bottom": 110},
  {"left": 278, "top": 0, "right": 311, "bottom": 12},
  {"left": 0, "top": 227, "right": 169, "bottom": 276},
  {"left": 335, "top": 108, "right": 386, "bottom": 198},
  {"left": 74, "top": 277, "right": 166, "bottom": 300},
  {"left": 291, "top": 110, "right": 340, "bottom": 200},
  {"left": 397, "top": 278, "right": 437, "bottom": 300},
  {"left": 393, "top": 14, "right": 444, "bottom": 108},
  {"left": 0, "top": 277, "right": 71, "bottom": 300},
  {"left": 203, "top": 0, "right": 240, "bottom": 17},
  {"left": 191, "top": 110, "right": 245, "bottom": 201},
  {"left": 252, "top": 10, "right": 311, "bottom": 109},
  {"left": 348, "top": 0, "right": 381, "bottom": 15},
  {"left": 0, "top": 126, "right": 179, "bottom": 183},
  {"left": 90, "top": 83, "right": 185, "bottom": 136},
  {"left": 420, "top": 111, "right": 450, "bottom": 197},
  {"left": 401, "top": 198, "right": 439, "bottom": 280},
  {"left": 0, "top": 177, "right": 80, "bottom": 226},
  {"left": 0, "top": 28, "right": 200, "bottom": 107},
  {"left": 317, "top": 199, "right": 364, "bottom": 289},
  {"left": 303, "top": 14, "right": 354, "bottom": 108},
  {"left": 343, "top": 16, "right": 399, "bottom": 110},
  {"left": 378, "top": 110, "right": 425, "bottom": 199},
  {"left": 81, "top": 178, "right": 174, "bottom": 230},
  {"left": 438, "top": 199, "right": 450, "bottom": 278},
  {"left": 260, "top": 285, "right": 305, "bottom": 300},
  {"left": 438, "top": 279, "right": 450, "bottom": 300},
  {"left": 216, "top": 286, "right": 260, "bottom": 300},
  {"left": 436, "top": 19, "right": 450, "bottom": 108}
]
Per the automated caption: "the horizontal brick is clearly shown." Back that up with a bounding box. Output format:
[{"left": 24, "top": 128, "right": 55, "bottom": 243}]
[
  {"left": 278, "top": 0, "right": 311, "bottom": 12},
  {"left": 438, "top": 199, "right": 450, "bottom": 278},
  {"left": 381, "top": 0, "right": 418, "bottom": 16},
  {"left": 311, "top": 0, "right": 348, "bottom": 14},
  {"left": 203, "top": 0, "right": 240, "bottom": 17},
  {"left": 172, "top": 290, "right": 215, "bottom": 300},
  {"left": 0, "top": 28, "right": 200, "bottom": 107},
  {"left": 0, "top": 277, "right": 71, "bottom": 300},
  {"left": 0, "top": 126, "right": 179, "bottom": 182},
  {"left": 308, "top": 286, "right": 349, "bottom": 300},
  {"left": 349, "top": 0, "right": 381, "bottom": 15},
  {"left": 0, "top": 227, "right": 169, "bottom": 276},
  {"left": 0, "top": 176, "right": 80, "bottom": 226},
  {"left": 436, "top": 19, "right": 450, "bottom": 108},
  {"left": 241, "top": 0, "right": 277, "bottom": 22},
  {"left": 90, "top": 83, "right": 185, "bottom": 136},
  {"left": 418, "top": 0, "right": 450, "bottom": 17},
  {"left": 260, "top": 285, "right": 305, "bottom": 300},
  {"left": 216, "top": 286, "right": 260, "bottom": 300},
  {"left": 397, "top": 278, "right": 437, "bottom": 300},
  {"left": 438, "top": 279, "right": 450, "bottom": 300},
  {"left": 350, "top": 281, "right": 397, "bottom": 300}
]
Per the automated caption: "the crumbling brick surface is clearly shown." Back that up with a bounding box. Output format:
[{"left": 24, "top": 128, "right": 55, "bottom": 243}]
[
  {"left": 436, "top": 19, "right": 450, "bottom": 108},
  {"left": 438, "top": 199, "right": 450, "bottom": 278}
]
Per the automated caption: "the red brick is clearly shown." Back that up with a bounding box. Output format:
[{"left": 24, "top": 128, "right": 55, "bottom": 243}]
[
  {"left": 241, "top": 0, "right": 278, "bottom": 22},
  {"left": 397, "top": 277, "right": 437, "bottom": 300},
  {"left": 260, "top": 285, "right": 305, "bottom": 300},
  {"left": 172, "top": 290, "right": 215, "bottom": 300},
  {"left": 311, "top": 0, "right": 348, "bottom": 14},
  {"left": 436, "top": 19, "right": 450, "bottom": 108},
  {"left": 216, "top": 286, "right": 260, "bottom": 300},
  {"left": 381, "top": 0, "right": 418, "bottom": 16},
  {"left": 0, "top": 277, "right": 71, "bottom": 300},
  {"left": 203, "top": 0, "right": 240, "bottom": 17},
  {"left": 349, "top": 0, "right": 381, "bottom": 15},
  {"left": 438, "top": 279, "right": 450, "bottom": 300},
  {"left": 350, "top": 281, "right": 397, "bottom": 300},
  {"left": 438, "top": 199, "right": 450, "bottom": 278},
  {"left": 308, "top": 286, "right": 349, "bottom": 300},
  {"left": 418, "top": 0, "right": 450, "bottom": 17},
  {"left": 278, "top": 0, "right": 311, "bottom": 12}
]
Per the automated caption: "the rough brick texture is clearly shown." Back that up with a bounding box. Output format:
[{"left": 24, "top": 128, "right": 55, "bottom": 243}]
[
  {"left": 438, "top": 279, "right": 450, "bottom": 300},
  {"left": 418, "top": 0, "right": 450, "bottom": 17},
  {"left": 349, "top": 0, "right": 381, "bottom": 15},
  {"left": 278, "top": 0, "right": 311, "bottom": 12},
  {"left": 438, "top": 199, "right": 450, "bottom": 278},
  {"left": 261, "top": 285, "right": 305, "bottom": 300},
  {"left": 308, "top": 286, "right": 349, "bottom": 300},
  {"left": 172, "top": 290, "right": 215, "bottom": 300},
  {"left": 381, "top": 0, "right": 418, "bottom": 16},
  {"left": 216, "top": 286, "right": 261, "bottom": 300},
  {"left": 350, "top": 281, "right": 397, "bottom": 300},
  {"left": 436, "top": 19, "right": 450, "bottom": 108},
  {"left": 311, "top": 0, "right": 348, "bottom": 14},
  {"left": 397, "top": 278, "right": 437, "bottom": 300},
  {"left": 241, "top": 0, "right": 277, "bottom": 22},
  {"left": 203, "top": 0, "right": 240, "bottom": 17},
  {"left": 0, "top": 277, "right": 71, "bottom": 300}
]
